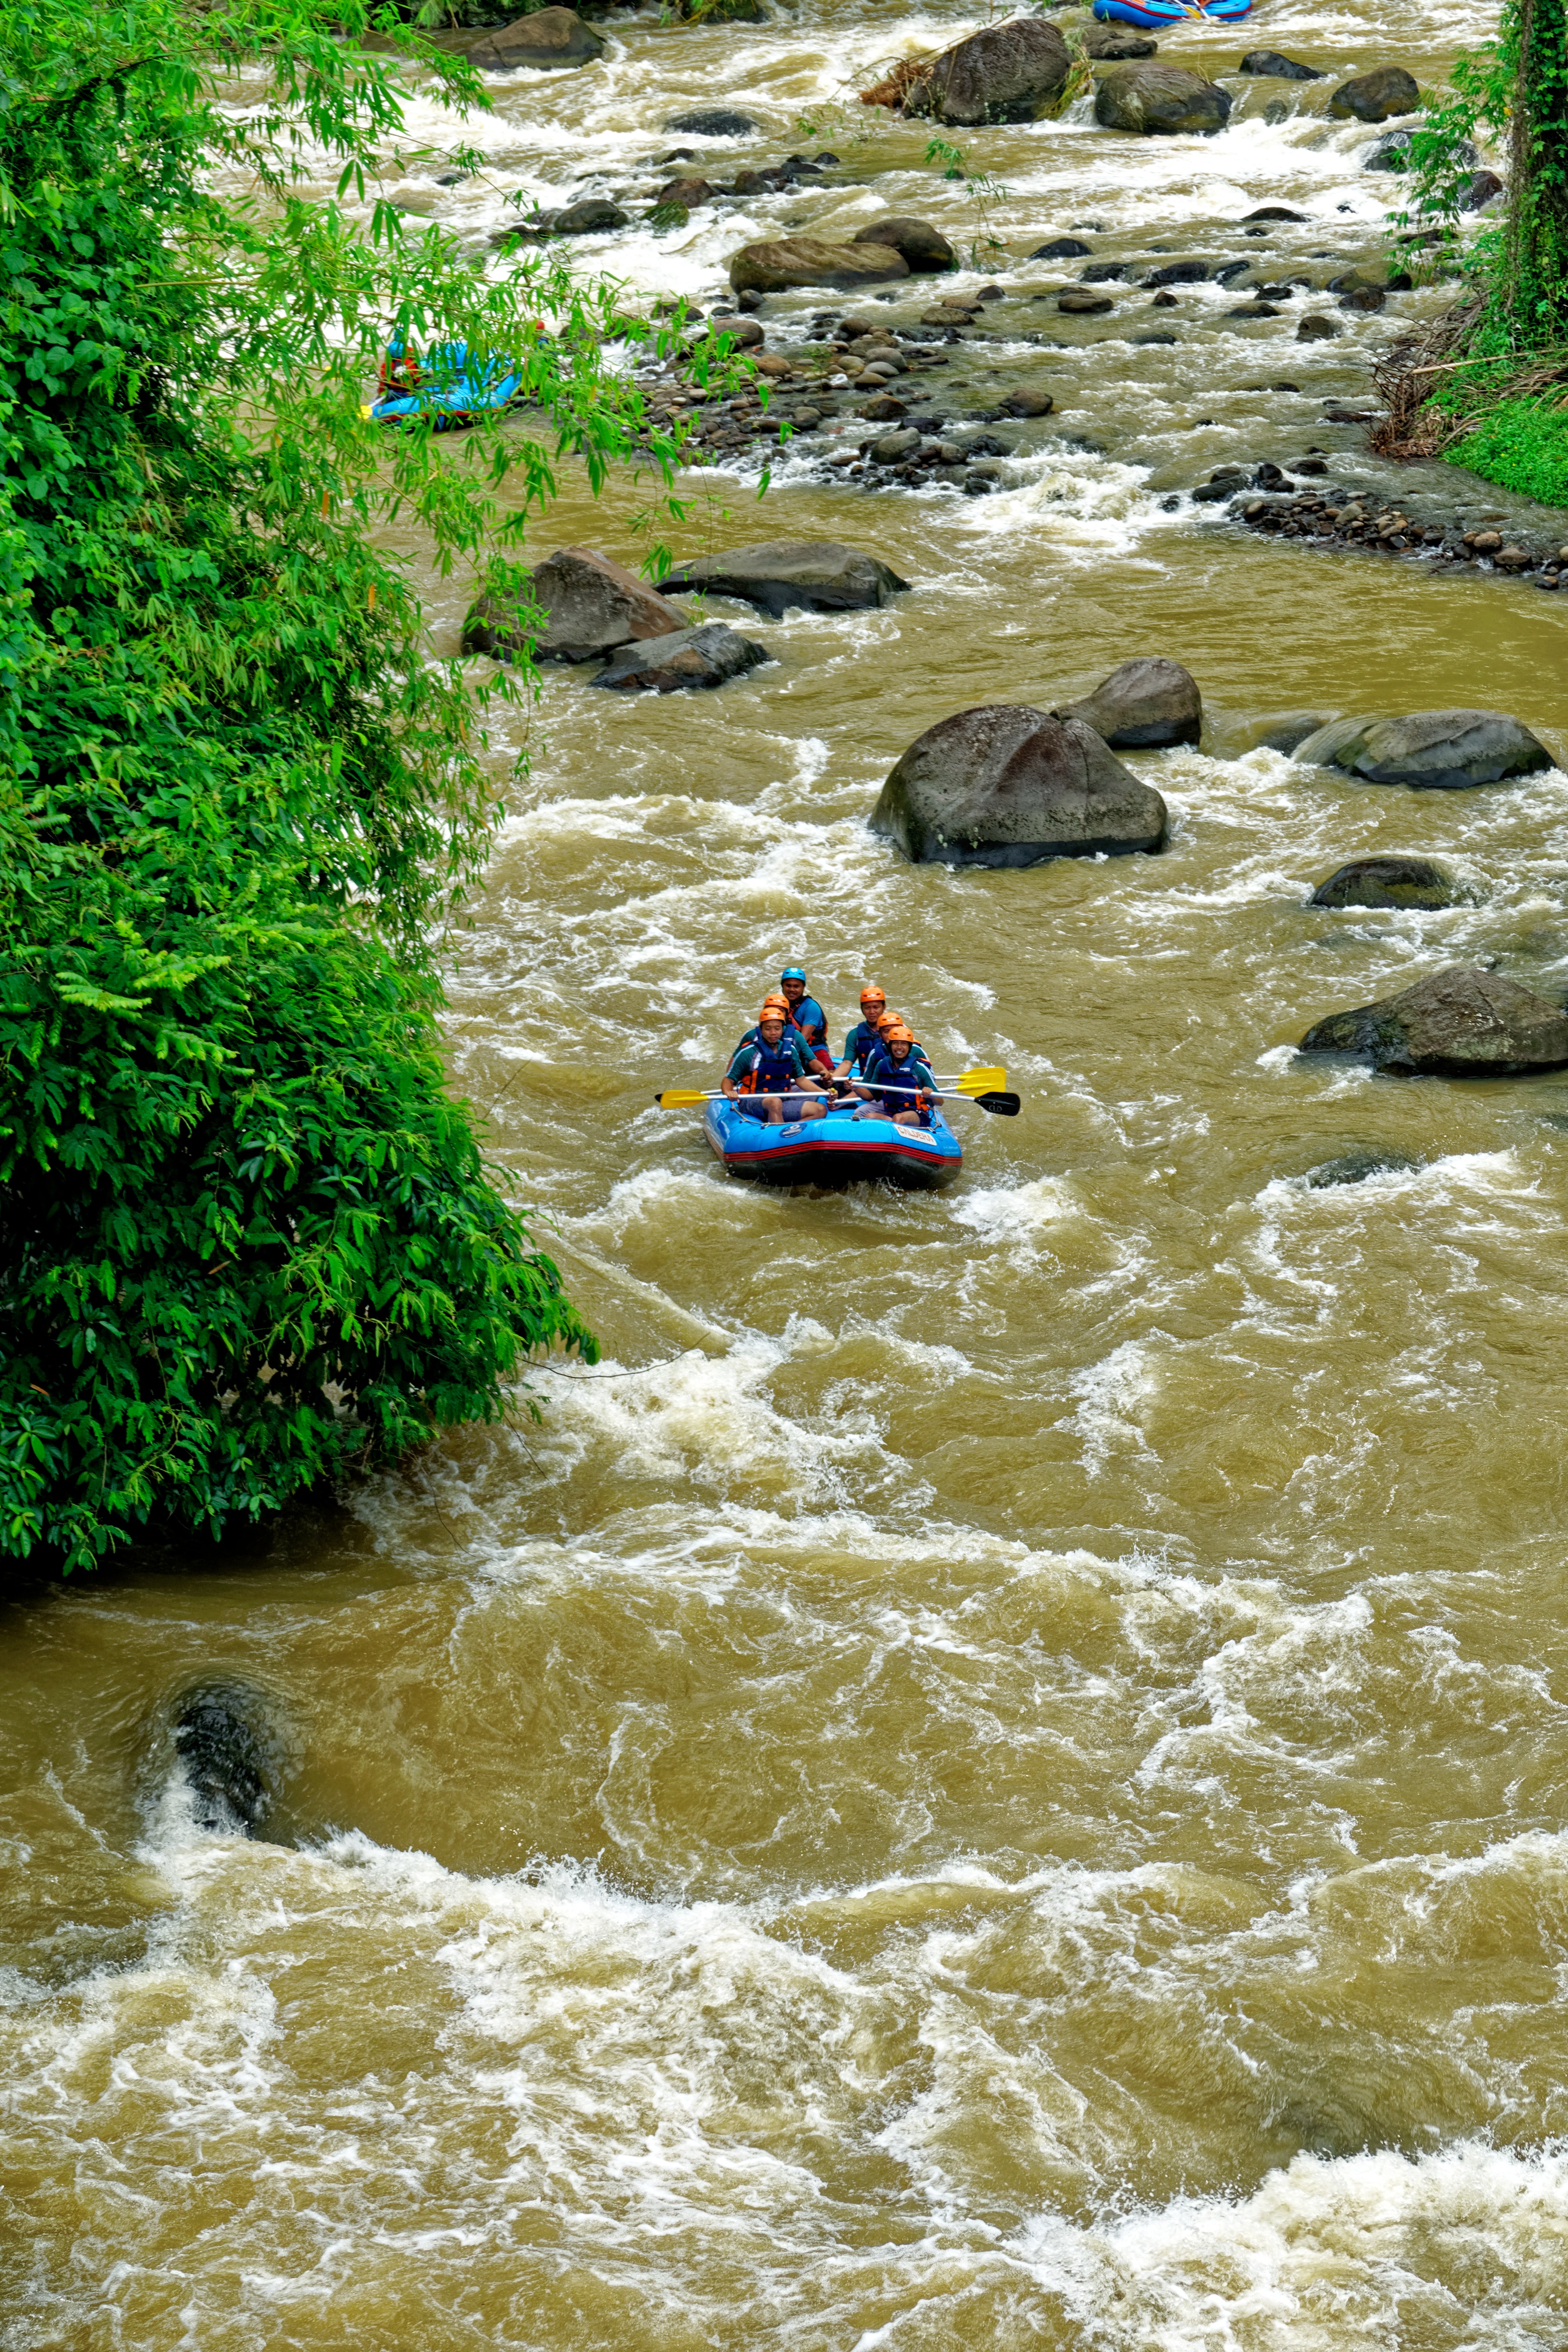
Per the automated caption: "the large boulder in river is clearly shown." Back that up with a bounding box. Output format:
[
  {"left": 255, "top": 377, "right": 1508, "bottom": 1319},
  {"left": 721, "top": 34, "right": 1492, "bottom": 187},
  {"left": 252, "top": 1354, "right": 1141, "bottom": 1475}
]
[
  {"left": 728, "top": 237, "right": 910, "bottom": 294},
  {"left": 1094, "top": 63, "right": 1233, "bottom": 134},
  {"left": 1329, "top": 65, "right": 1419, "bottom": 121},
  {"left": 870, "top": 704, "right": 1169, "bottom": 867},
  {"left": 464, "top": 545, "right": 688, "bottom": 664},
  {"left": 1310, "top": 856, "right": 1458, "bottom": 909},
  {"left": 590, "top": 622, "right": 770, "bottom": 694},
  {"left": 1062, "top": 656, "right": 1201, "bottom": 748},
  {"left": 886, "top": 18, "right": 1072, "bottom": 125},
  {"left": 1300, "top": 966, "right": 1568, "bottom": 1075},
  {"left": 1293, "top": 710, "right": 1554, "bottom": 790},
  {"left": 464, "top": 8, "right": 605, "bottom": 71},
  {"left": 656, "top": 540, "right": 908, "bottom": 616},
  {"left": 850, "top": 216, "right": 955, "bottom": 272}
]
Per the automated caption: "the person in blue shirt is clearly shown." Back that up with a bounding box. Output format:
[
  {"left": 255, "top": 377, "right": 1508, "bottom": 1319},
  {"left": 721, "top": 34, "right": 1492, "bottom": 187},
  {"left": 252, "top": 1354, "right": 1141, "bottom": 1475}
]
[
  {"left": 778, "top": 967, "right": 833, "bottom": 1073},
  {"left": 834, "top": 986, "right": 889, "bottom": 1081},
  {"left": 854, "top": 1022, "right": 940, "bottom": 1127},
  {"left": 722, "top": 1007, "right": 828, "bottom": 1124}
]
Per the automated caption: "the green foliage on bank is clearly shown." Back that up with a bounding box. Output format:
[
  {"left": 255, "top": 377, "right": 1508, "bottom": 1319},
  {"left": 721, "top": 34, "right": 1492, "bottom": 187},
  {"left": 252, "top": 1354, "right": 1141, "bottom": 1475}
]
[
  {"left": 0, "top": 0, "right": 711, "bottom": 1574},
  {"left": 1444, "top": 399, "right": 1568, "bottom": 504},
  {"left": 1386, "top": 0, "right": 1568, "bottom": 488}
]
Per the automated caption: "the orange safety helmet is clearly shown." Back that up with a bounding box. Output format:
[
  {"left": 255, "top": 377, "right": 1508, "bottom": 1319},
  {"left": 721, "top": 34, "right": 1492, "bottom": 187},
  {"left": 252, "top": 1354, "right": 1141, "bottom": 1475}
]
[
  {"left": 875, "top": 1008, "right": 904, "bottom": 1032},
  {"left": 757, "top": 1001, "right": 788, "bottom": 1023},
  {"left": 860, "top": 985, "right": 887, "bottom": 1008},
  {"left": 882, "top": 1021, "right": 915, "bottom": 1045}
]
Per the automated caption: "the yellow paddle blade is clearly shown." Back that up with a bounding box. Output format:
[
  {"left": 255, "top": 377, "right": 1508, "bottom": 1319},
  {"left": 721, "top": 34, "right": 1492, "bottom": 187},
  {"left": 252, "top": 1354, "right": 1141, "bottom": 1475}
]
[
  {"left": 655, "top": 1088, "right": 712, "bottom": 1108},
  {"left": 952, "top": 1067, "right": 1006, "bottom": 1096}
]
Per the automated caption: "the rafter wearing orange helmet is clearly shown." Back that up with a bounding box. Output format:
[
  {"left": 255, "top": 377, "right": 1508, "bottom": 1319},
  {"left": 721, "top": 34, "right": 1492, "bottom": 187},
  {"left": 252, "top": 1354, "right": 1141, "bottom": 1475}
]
[{"left": 833, "top": 986, "right": 896, "bottom": 1084}]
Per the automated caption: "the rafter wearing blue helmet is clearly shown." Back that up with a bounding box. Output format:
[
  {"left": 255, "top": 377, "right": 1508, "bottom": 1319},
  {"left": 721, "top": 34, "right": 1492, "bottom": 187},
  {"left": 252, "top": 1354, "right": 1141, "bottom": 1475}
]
[{"left": 777, "top": 967, "right": 833, "bottom": 1073}]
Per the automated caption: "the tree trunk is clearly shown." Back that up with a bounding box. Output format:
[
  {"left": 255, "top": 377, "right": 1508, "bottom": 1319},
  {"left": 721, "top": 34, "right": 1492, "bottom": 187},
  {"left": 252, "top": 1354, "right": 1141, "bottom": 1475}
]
[{"left": 1509, "top": 0, "right": 1568, "bottom": 336}]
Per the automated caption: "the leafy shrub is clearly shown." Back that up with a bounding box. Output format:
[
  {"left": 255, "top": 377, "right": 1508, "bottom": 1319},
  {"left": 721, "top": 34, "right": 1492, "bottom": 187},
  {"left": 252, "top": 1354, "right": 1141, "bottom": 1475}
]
[{"left": 1446, "top": 398, "right": 1568, "bottom": 505}]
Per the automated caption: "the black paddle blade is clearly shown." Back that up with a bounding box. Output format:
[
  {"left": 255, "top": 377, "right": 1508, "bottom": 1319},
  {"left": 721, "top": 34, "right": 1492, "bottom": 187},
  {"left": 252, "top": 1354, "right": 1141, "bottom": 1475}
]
[{"left": 973, "top": 1091, "right": 1020, "bottom": 1117}]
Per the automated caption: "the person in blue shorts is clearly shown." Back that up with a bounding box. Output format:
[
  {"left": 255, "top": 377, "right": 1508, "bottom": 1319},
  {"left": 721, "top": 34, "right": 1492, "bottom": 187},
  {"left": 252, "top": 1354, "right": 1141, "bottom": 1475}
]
[{"left": 722, "top": 1006, "right": 828, "bottom": 1124}]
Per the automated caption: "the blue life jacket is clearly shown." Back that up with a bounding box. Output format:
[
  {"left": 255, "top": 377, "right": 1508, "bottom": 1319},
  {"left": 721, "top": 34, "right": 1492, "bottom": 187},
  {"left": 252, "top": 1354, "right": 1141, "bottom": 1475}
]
[
  {"left": 843, "top": 1019, "right": 884, "bottom": 1072},
  {"left": 870, "top": 1047, "right": 937, "bottom": 1118},
  {"left": 730, "top": 1035, "right": 808, "bottom": 1094}
]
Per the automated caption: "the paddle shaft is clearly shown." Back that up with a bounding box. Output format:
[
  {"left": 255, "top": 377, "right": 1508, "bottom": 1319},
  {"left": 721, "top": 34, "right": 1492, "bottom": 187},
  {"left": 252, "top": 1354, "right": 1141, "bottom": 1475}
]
[{"left": 655, "top": 1085, "right": 1003, "bottom": 1108}]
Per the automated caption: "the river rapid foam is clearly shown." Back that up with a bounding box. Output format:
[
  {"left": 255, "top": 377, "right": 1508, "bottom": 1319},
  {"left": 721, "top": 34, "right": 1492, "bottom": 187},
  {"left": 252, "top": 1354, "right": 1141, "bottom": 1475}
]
[{"left": 8, "top": 2, "right": 1568, "bottom": 2347}]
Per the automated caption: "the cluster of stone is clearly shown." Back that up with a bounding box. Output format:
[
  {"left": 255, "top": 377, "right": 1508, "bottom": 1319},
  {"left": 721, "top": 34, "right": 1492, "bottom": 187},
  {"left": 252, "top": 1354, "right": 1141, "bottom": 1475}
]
[{"left": 1231, "top": 478, "right": 1568, "bottom": 583}]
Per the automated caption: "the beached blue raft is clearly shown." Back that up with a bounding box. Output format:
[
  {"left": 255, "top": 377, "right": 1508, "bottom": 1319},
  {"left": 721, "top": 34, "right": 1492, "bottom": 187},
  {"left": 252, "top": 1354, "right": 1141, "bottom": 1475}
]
[
  {"left": 1092, "top": 0, "right": 1252, "bottom": 24},
  {"left": 367, "top": 338, "right": 525, "bottom": 429},
  {"left": 704, "top": 1097, "right": 963, "bottom": 1191}
]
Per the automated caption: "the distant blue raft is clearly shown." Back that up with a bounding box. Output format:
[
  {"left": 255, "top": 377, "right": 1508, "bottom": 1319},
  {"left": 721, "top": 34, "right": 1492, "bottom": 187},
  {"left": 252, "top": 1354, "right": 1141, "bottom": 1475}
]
[
  {"left": 703, "top": 1096, "right": 963, "bottom": 1191},
  {"left": 367, "top": 338, "right": 525, "bottom": 429},
  {"left": 1092, "top": 0, "right": 1252, "bottom": 24}
]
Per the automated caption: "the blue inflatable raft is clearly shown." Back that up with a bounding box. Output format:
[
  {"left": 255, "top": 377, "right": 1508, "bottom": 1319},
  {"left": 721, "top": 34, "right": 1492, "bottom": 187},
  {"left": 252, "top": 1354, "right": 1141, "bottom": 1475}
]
[
  {"left": 1092, "top": 0, "right": 1251, "bottom": 24},
  {"left": 367, "top": 338, "right": 525, "bottom": 429},
  {"left": 704, "top": 1097, "right": 963, "bottom": 1191}
]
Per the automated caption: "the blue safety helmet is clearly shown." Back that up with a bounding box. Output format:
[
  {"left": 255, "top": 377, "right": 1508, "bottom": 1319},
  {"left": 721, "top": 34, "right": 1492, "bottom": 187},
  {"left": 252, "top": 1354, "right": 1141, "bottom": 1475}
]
[{"left": 780, "top": 966, "right": 807, "bottom": 982}]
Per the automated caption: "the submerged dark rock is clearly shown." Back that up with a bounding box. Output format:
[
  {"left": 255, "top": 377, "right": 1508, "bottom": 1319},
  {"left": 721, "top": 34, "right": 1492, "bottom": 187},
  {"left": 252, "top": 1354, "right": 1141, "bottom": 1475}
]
[
  {"left": 1240, "top": 50, "right": 1325, "bottom": 80},
  {"left": 870, "top": 704, "right": 1168, "bottom": 866},
  {"left": 1305, "top": 1148, "right": 1421, "bottom": 1186},
  {"left": 665, "top": 108, "right": 757, "bottom": 134},
  {"left": 1311, "top": 856, "right": 1458, "bottom": 909},
  {"left": 173, "top": 1684, "right": 277, "bottom": 1838},
  {"left": 656, "top": 540, "right": 909, "bottom": 616},
  {"left": 591, "top": 622, "right": 769, "bottom": 692},
  {"left": 1301, "top": 966, "right": 1568, "bottom": 1075}
]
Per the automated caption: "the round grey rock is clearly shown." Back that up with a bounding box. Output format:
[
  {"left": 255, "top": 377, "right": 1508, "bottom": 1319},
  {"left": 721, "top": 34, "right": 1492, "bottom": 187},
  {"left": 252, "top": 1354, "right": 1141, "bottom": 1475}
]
[
  {"left": 1310, "top": 856, "right": 1458, "bottom": 909},
  {"left": 1292, "top": 710, "right": 1554, "bottom": 790},
  {"left": 1094, "top": 63, "right": 1233, "bottom": 134},
  {"left": 850, "top": 215, "right": 956, "bottom": 273},
  {"left": 1062, "top": 656, "right": 1201, "bottom": 748},
  {"left": 1329, "top": 66, "right": 1420, "bottom": 122},
  {"left": 1300, "top": 965, "right": 1568, "bottom": 1075},
  {"left": 870, "top": 704, "right": 1169, "bottom": 866},
  {"left": 590, "top": 622, "right": 771, "bottom": 693}
]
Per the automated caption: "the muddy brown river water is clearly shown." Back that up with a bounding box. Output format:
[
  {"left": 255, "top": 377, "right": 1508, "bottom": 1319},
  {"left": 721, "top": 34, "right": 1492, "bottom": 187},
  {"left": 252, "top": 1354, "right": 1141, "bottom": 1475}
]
[{"left": 8, "top": 5, "right": 1568, "bottom": 2346}]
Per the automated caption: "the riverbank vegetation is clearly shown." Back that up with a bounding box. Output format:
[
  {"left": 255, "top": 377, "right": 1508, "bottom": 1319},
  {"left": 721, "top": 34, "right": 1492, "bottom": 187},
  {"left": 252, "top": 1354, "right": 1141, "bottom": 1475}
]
[
  {"left": 1384, "top": 0, "right": 1568, "bottom": 491},
  {"left": 0, "top": 0, "right": 706, "bottom": 1576}
]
